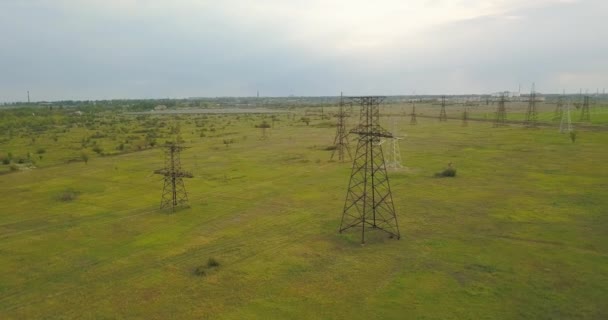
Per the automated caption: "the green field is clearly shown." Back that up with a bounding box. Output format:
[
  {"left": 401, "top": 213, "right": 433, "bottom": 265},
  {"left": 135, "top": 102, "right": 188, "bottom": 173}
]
[{"left": 1, "top": 102, "right": 607, "bottom": 319}]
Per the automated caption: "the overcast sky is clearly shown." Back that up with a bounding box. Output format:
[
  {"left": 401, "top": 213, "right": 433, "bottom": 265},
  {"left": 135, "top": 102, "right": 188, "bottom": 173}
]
[{"left": 1, "top": 0, "right": 607, "bottom": 101}]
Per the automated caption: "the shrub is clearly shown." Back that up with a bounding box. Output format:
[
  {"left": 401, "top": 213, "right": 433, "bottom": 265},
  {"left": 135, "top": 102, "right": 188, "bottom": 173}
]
[
  {"left": 9, "top": 164, "right": 18, "bottom": 172},
  {"left": 569, "top": 131, "right": 577, "bottom": 143},
  {"left": 36, "top": 148, "right": 46, "bottom": 154},
  {"left": 58, "top": 189, "right": 80, "bottom": 202},
  {"left": 435, "top": 167, "right": 457, "bottom": 177},
  {"left": 81, "top": 152, "right": 89, "bottom": 164},
  {"left": 2, "top": 158, "right": 9, "bottom": 165},
  {"left": 193, "top": 266, "right": 206, "bottom": 277},
  {"left": 207, "top": 258, "right": 220, "bottom": 268}
]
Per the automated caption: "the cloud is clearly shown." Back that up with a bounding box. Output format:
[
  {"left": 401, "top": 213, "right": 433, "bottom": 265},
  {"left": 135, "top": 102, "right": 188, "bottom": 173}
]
[{"left": 0, "top": 0, "right": 605, "bottom": 101}]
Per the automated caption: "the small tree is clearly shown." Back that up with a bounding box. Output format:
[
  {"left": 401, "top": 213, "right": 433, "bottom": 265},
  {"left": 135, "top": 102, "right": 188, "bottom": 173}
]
[
  {"left": 569, "top": 131, "right": 577, "bottom": 143},
  {"left": 81, "top": 152, "right": 89, "bottom": 164},
  {"left": 255, "top": 121, "right": 271, "bottom": 129},
  {"left": 300, "top": 117, "right": 311, "bottom": 126}
]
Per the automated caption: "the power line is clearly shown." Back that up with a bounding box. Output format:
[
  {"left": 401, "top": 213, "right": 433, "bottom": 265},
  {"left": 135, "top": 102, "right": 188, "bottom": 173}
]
[{"left": 330, "top": 92, "right": 352, "bottom": 162}]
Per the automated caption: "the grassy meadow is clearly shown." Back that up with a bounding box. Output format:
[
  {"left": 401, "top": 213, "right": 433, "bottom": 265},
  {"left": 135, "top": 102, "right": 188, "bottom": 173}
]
[{"left": 0, "top": 101, "right": 607, "bottom": 319}]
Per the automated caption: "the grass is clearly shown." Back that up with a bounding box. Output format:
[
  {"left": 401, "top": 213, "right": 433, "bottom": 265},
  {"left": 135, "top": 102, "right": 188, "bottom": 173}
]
[{"left": 0, "top": 104, "right": 607, "bottom": 319}]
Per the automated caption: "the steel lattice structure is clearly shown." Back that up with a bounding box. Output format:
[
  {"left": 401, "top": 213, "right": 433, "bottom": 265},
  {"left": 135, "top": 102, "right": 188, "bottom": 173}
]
[
  {"left": 580, "top": 96, "right": 591, "bottom": 122},
  {"left": 439, "top": 95, "right": 448, "bottom": 121},
  {"left": 554, "top": 94, "right": 564, "bottom": 119},
  {"left": 409, "top": 103, "right": 418, "bottom": 125},
  {"left": 524, "top": 84, "right": 540, "bottom": 128},
  {"left": 386, "top": 117, "right": 404, "bottom": 169},
  {"left": 560, "top": 101, "right": 573, "bottom": 133},
  {"left": 331, "top": 94, "right": 352, "bottom": 161},
  {"left": 339, "top": 96, "right": 400, "bottom": 244},
  {"left": 494, "top": 94, "right": 507, "bottom": 127},
  {"left": 154, "top": 143, "right": 193, "bottom": 211}
]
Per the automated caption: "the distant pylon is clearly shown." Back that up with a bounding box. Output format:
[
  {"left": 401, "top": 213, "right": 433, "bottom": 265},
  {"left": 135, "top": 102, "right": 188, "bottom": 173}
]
[
  {"left": 340, "top": 96, "right": 400, "bottom": 244},
  {"left": 439, "top": 96, "right": 448, "bottom": 121},
  {"left": 494, "top": 94, "right": 507, "bottom": 127},
  {"left": 524, "top": 83, "right": 539, "bottom": 128},
  {"left": 154, "top": 143, "right": 193, "bottom": 211},
  {"left": 331, "top": 93, "right": 352, "bottom": 161},
  {"left": 386, "top": 117, "right": 403, "bottom": 169},
  {"left": 580, "top": 96, "right": 591, "bottom": 122},
  {"left": 409, "top": 102, "right": 417, "bottom": 125},
  {"left": 554, "top": 92, "right": 564, "bottom": 120},
  {"left": 462, "top": 107, "right": 469, "bottom": 127},
  {"left": 560, "top": 102, "right": 573, "bottom": 133}
]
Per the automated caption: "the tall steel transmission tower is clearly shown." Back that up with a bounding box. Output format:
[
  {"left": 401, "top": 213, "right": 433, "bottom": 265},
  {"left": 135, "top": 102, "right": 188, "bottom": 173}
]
[
  {"left": 580, "top": 96, "right": 591, "bottom": 122},
  {"left": 331, "top": 93, "right": 352, "bottom": 161},
  {"left": 560, "top": 101, "right": 573, "bottom": 133},
  {"left": 494, "top": 94, "right": 507, "bottom": 127},
  {"left": 524, "top": 83, "right": 540, "bottom": 128},
  {"left": 154, "top": 143, "right": 193, "bottom": 211},
  {"left": 386, "top": 116, "right": 403, "bottom": 169},
  {"left": 409, "top": 102, "right": 418, "bottom": 125},
  {"left": 339, "top": 96, "right": 400, "bottom": 244},
  {"left": 438, "top": 95, "right": 448, "bottom": 121},
  {"left": 462, "top": 107, "right": 469, "bottom": 127},
  {"left": 554, "top": 93, "right": 564, "bottom": 120}
]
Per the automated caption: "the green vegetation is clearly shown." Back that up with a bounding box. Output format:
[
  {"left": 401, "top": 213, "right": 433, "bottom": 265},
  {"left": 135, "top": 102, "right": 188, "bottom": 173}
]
[{"left": 0, "top": 101, "right": 607, "bottom": 319}]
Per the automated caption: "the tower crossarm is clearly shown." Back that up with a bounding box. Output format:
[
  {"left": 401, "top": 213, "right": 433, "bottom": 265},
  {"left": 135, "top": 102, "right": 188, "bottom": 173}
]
[{"left": 349, "top": 125, "right": 394, "bottom": 138}]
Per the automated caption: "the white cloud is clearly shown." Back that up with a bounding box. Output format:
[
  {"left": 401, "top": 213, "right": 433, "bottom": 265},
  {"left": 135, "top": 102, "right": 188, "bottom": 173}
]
[{"left": 0, "top": 0, "right": 605, "bottom": 100}]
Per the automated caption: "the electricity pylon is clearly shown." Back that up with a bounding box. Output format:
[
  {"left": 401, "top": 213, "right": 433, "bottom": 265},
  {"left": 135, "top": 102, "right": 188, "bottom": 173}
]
[
  {"left": 340, "top": 96, "right": 400, "bottom": 244},
  {"left": 462, "top": 107, "right": 469, "bottom": 127},
  {"left": 154, "top": 143, "right": 193, "bottom": 211},
  {"left": 386, "top": 117, "right": 403, "bottom": 169},
  {"left": 554, "top": 93, "right": 564, "bottom": 120},
  {"left": 331, "top": 93, "right": 352, "bottom": 161},
  {"left": 438, "top": 95, "right": 448, "bottom": 121},
  {"left": 409, "top": 103, "right": 418, "bottom": 125},
  {"left": 524, "top": 83, "right": 540, "bottom": 128},
  {"left": 560, "top": 102, "right": 573, "bottom": 133},
  {"left": 580, "top": 96, "right": 591, "bottom": 122},
  {"left": 494, "top": 94, "right": 507, "bottom": 127}
]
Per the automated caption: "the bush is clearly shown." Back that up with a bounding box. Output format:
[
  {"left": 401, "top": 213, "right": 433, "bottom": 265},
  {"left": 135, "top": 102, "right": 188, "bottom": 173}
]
[
  {"left": 207, "top": 258, "right": 220, "bottom": 268},
  {"left": 81, "top": 152, "right": 89, "bottom": 164},
  {"left": 36, "top": 148, "right": 46, "bottom": 154},
  {"left": 193, "top": 266, "right": 206, "bottom": 277},
  {"left": 435, "top": 167, "right": 457, "bottom": 177},
  {"left": 58, "top": 189, "right": 80, "bottom": 202},
  {"left": 569, "top": 131, "right": 577, "bottom": 143},
  {"left": 2, "top": 158, "right": 9, "bottom": 165},
  {"left": 9, "top": 164, "right": 18, "bottom": 172}
]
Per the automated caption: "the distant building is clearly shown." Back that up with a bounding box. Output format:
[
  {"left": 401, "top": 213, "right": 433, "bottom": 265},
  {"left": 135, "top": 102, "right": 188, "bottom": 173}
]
[{"left": 154, "top": 105, "right": 167, "bottom": 111}]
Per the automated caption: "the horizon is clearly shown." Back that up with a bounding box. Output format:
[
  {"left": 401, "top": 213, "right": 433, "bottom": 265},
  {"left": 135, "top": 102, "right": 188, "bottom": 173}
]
[{"left": 4, "top": 89, "right": 607, "bottom": 104}]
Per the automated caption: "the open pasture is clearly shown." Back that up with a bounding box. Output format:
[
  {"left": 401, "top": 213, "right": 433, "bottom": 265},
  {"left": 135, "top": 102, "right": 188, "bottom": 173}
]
[{"left": 0, "top": 103, "right": 607, "bottom": 319}]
